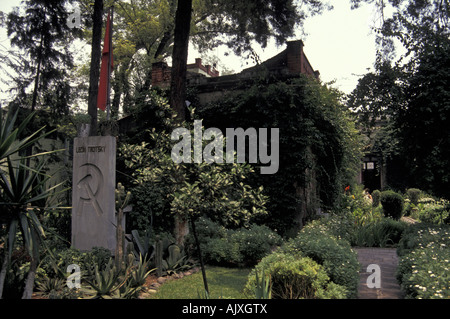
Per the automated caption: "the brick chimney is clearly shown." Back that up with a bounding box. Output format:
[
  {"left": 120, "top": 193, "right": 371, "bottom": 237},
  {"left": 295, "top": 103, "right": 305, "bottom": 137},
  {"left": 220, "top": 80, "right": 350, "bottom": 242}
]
[
  {"left": 151, "top": 61, "right": 171, "bottom": 87},
  {"left": 286, "top": 40, "right": 304, "bottom": 74},
  {"left": 285, "top": 40, "right": 317, "bottom": 77}
]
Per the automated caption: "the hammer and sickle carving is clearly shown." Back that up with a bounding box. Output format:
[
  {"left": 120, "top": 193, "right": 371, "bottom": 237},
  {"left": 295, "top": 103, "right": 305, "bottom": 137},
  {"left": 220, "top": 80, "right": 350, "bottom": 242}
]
[{"left": 77, "top": 163, "right": 104, "bottom": 216}]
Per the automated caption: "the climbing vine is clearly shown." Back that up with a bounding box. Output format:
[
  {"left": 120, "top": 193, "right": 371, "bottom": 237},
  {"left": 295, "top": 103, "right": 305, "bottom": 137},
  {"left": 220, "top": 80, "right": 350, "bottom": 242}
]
[{"left": 198, "top": 75, "right": 363, "bottom": 234}]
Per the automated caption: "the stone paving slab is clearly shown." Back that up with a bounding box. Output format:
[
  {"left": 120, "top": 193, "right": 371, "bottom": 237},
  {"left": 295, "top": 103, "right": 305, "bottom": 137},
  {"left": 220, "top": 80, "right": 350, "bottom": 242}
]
[{"left": 354, "top": 247, "right": 403, "bottom": 299}]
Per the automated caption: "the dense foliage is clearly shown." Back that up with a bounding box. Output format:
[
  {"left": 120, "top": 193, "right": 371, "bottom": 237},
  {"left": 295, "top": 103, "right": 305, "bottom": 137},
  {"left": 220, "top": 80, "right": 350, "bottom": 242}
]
[
  {"left": 198, "top": 75, "right": 362, "bottom": 235},
  {"left": 396, "top": 223, "right": 450, "bottom": 299},
  {"left": 348, "top": 0, "right": 450, "bottom": 198},
  {"left": 186, "top": 217, "right": 282, "bottom": 267},
  {"left": 118, "top": 94, "right": 268, "bottom": 237}
]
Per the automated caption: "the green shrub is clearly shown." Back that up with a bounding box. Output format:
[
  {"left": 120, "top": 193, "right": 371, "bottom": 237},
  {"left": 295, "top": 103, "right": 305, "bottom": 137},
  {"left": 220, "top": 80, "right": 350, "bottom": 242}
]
[
  {"left": 372, "top": 190, "right": 381, "bottom": 207},
  {"left": 195, "top": 217, "right": 229, "bottom": 239},
  {"left": 244, "top": 251, "right": 347, "bottom": 299},
  {"left": 415, "top": 206, "right": 449, "bottom": 225},
  {"left": 231, "top": 224, "right": 283, "bottom": 265},
  {"left": 83, "top": 247, "right": 112, "bottom": 272},
  {"left": 191, "top": 218, "right": 282, "bottom": 266},
  {"left": 351, "top": 206, "right": 383, "bottom": 226},
  {"left": 282, "top": 223, "right": 360, "bottom": 298},
  {"left": 204, "top": 237, "right": 242, "bottom": 265},
  {"left": 380, "top": 190, "right": 404, "bottom": 220},
  {"left": 351, "top": 218, "right": 408, "bottom": 247},
  {"left": 406, "top": 188, "right": 422, "bottom": 205},
  {"left": 127, "top": 183, "right": 174, "bottom": 234},
  {"left": 38, "top": 246, "right": 112, "bottom": 285}
]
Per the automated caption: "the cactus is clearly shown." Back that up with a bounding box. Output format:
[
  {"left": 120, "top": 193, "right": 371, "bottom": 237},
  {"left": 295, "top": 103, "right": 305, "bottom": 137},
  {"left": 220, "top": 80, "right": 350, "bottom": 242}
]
[
  {"left": 167, "top": 245, "right": 182, "bottom": 265},
  {"left": 254, "top": 269, "right": 272, "bottom": 299},
  {"left": 115, "top": 183, "right": 131, "bottom": 268},
  {"left": 155, "top": 237, "right": 163, "bottom": 277},
  {"left": 161, "top": 244, "right": 191, "bottom": 275}
]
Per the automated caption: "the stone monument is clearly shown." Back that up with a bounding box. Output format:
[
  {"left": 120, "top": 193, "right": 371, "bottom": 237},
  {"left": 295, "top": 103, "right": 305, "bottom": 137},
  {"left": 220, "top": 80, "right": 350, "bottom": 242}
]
[{"left": 72, "top": 135, "right": 116, "bottom": 252}]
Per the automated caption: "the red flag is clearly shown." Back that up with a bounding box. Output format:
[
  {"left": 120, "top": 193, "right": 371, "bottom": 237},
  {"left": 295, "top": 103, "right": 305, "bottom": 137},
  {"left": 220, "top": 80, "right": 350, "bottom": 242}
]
[{"left": 97, "top": 12, "right": 113, "bottom": 111}]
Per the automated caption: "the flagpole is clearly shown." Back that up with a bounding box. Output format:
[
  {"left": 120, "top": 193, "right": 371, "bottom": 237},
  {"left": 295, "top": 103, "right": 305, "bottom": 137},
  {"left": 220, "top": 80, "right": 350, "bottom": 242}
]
[{"left": 106, "top": 6, "right": 113, "bottom": 121}]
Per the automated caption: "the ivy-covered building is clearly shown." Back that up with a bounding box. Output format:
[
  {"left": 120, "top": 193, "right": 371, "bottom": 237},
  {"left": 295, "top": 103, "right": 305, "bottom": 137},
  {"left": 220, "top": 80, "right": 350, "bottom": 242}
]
[
  {"left": 148, "top": 40, "right": 328, "bottom": 235},
  {"left": 119, "top": 40, "right": 360, "bottom": 236}
]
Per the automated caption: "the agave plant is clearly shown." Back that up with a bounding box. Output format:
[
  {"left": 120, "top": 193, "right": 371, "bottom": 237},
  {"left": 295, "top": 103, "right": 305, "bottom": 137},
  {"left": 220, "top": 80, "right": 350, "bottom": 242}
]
[
  {"left": 131, "top": 229, "right": 155, "bottom": 260},
  {"left": 129, "top": 254, "right": 155, "bottom": 287},
  {"left": 0, "top": 157, "right": 67, "bottom": 298},
  {"left": 0, "top": 107, "right": 64, "bottom": 299},
  {"left": 0, "top": 108, "right": 47, "bottom": 164},
  {"left": 35, "top": 276, "right": 66, "bottom": 296},
  {"left": 83, "top": 259, "right": 131, "bottom": 299}
]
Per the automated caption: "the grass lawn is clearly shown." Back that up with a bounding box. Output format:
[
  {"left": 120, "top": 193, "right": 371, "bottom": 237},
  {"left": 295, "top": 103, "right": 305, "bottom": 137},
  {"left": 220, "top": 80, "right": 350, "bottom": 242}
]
[{"left": 150, "top": 266, "right": 252, "bottom": 299}]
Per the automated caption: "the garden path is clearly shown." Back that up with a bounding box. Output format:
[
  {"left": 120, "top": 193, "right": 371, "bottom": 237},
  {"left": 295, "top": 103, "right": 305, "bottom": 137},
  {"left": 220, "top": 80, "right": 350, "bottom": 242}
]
[{"left": 355, "top": 247, "right": 403, "bottom": 299}]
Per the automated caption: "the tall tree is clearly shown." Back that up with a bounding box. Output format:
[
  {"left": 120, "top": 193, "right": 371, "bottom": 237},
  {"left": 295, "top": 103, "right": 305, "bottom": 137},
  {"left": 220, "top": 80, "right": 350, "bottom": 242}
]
[
  {"left": 80, "top": 0, "right": 330, "bottom": 120},
  {"left": 4, "top": 0, "right": 76, "bottom": 114},
  {"left": 349, "top": 0, "right": 450, "bottom": 196},
  {"left": 397, "top": 34, "right": 450, "bottom": 197},
  {"left": 169, "top": 0, "right": 192, "bottom": 123},
  {"left": 87, "top": 0, "right": 103, "bottom": 135}
]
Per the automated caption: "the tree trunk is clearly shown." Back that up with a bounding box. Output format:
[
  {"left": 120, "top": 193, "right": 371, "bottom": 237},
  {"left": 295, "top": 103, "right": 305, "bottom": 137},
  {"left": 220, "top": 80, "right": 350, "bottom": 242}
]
[
  {"left": 171, "top": 0, "right": 193, "bottom": 248},
  {"left": 0, "top": 251, "right": 9, "bottom": 299},
  {"left": 22, "top": 257, "right": 38, "bottom": 299},
  {"left": 111, "top": 60, "right": 130, "bottom": 120},
  {"left": 87, "top": 0, "right": 104, "bottom": 136},
  {"left": 30, "top": 52, "right": 42, "bottom": 112},
  {"left": 111, "top": 70, "right": 122, "bottom": 119},
  {"left": 190, "top": 217, "right": 209, "bottom": 295},
  {"left": 174, "top": 214, "right": 189, "bottom": 246},
  {"left": 169, "top": 0, "right": 192, "bottom": 122},
  {"left": 30, "top": 16, "right": 45, "bottom": 112}
]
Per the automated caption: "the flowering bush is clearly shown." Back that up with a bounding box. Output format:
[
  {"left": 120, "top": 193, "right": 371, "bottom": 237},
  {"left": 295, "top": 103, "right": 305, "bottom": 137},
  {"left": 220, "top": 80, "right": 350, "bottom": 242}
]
[
  {"left": 396, "top": 224, "right": 450, "bottom": 299},
  {"left": 306, "top": 213, "right": 357, "bottom": 243},
  {"left": 341, "top": 184, "right": 373, "bottom": 216},
  {"left": 410, "top": 198, "right": 449, "bottom": 225},
  {"left": 338, "top": 184, "right": 382, "bottom": 226}
]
